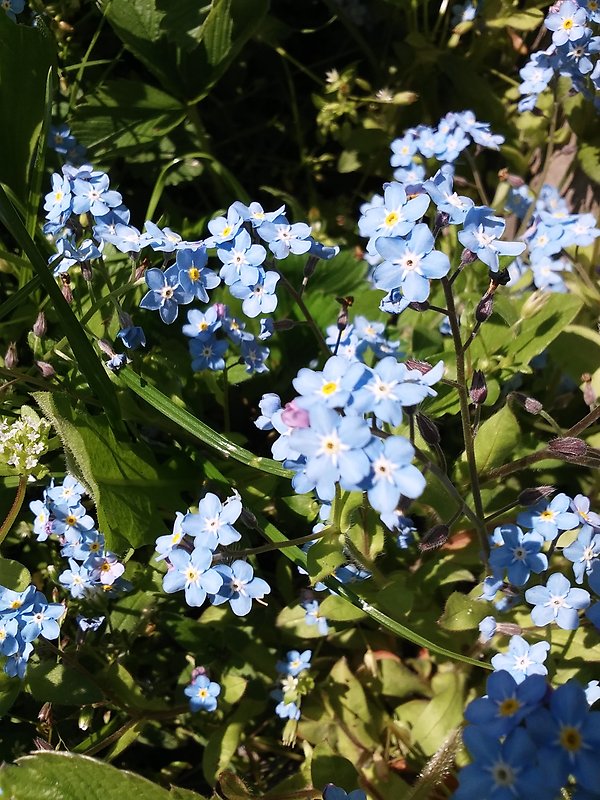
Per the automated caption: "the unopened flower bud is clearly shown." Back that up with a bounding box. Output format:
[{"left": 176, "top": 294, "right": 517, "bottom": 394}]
[
  {"left": 582, "top": 373, "right": 596, "bottom": 409},
  {"left": 510, "top": 392, "right": 542, "bottom": 415},
  {"left": 32, "top": 311, "right": 47, "bottom": 337},
  {"left": 38, "top": 702, "right": 53, "bottom": 725},
  {"left": 419, "top": 524, "right": 450, "bottom": 552},
  {"left": 460, "top": 248, "right": 477, "bottom": 265},
  {"left": 191, "top": 665, "right": 207, "bottom": 681},
  {"left": 239, "top": 507, "right": 258, "bottom": 529},
  {"left": 498, "top": 168, "right": 525, "bottom": 188},
  {"left": 134, "top": 258, "right": 148, "bottom": 282},
  {"left": 548, "top": 437, "right": 588, "bottom": 459},
  {"left": 61, "top": 275, "right": 73, "bottom": 304},
  {"left": 81, "top": 261, "right": 93, "bottom": 282},
  {"left": 469, "top": 370, "right": 487, "bottom": 406},
  {"left": 4, "top": 342, "right": 18, "bottom": 369},
  {"left": 36, "top": 361, "right": 55, "bottom": 378},
  {"left": 303, "top": 255, "right": 318, "bottom": 279},
  {"left": 273, "top": 318, "right": 296, "bottom": 331},
  {"left": 520, "top": 289, "right": 549, "bottom": 319},
  {"left": 434, "top": 210, "right": 450, "bottom": 231},
  {"left": 518, "top": 485, "right": 555, "bottom": 506},
  {"left": 416, "top": 412, "right": 440, "bottom": 446},
  {"left": 97, "top": 339, "right": 116, "bottom": 357},
  {"left": 405, "top": 359, "right": 432, "bottom": 375},
  {"left": 475, "top": 294, "right": 494, "bottom": 323},
  {"left": 409, "top": 301, "right": 430, "bottom": 312},
  {"left": 496, "top": 622, "right": 522, "bottom": 636},
  {"left": 281, "top": 401, "right": 310, "bottom": 429}
]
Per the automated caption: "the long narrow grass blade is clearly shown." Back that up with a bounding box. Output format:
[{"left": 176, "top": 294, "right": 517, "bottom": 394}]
[
  {"left": 118, "top": 366, "right": 294, "bottom": 478},
  {"left": 26, "top": 67, "right": 53, "bottom": 239}
]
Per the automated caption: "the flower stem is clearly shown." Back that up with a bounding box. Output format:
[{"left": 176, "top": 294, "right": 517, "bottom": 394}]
[
  {"left": 0, "top": 474, "right": 27, "bottom": 548},
  {"left": 441, "top": 277, "right": 487, "bottom": 555}
]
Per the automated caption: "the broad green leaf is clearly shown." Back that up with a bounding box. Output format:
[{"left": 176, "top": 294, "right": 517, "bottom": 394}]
[
  {"left": 34, "top": 392, "right": 170, "bottom": 551},
  {"left": 470, "top": 404, "right": 520, "bottom": 476},
  {"left": 0, "top": 752, "right": 176, "bottom": 799},
  {"left": 377, "top": 658, "right": 431, "bottom": 699},
  {"left": 547, "top": 324, "right": 600, "bottom": 383},
  {"left": 0, "top": 12, "right": 55, "bottom": 204},
  {"left": 0, "top": 557, "right": 30, "bottom": 591},
  {"left": 71, "top": 80, "right": 186, "bottom": 156},
  {"left": 311, "top": 743, "right": 357, "bottom": 796},
  {"left": 438, "top": 591, "right": 490, "bottom": 631},
  {"left": 319, "top": 594, "right": 366, "bottom": 621},
  {"left": 504, "top": 293, "right": 583, "bottom": 369},
  {"left": 410, "top": 672, "right": 466, "bottom": 756},
  {"left": 24, "top": 660, "right": 104, "bottom": 706}
]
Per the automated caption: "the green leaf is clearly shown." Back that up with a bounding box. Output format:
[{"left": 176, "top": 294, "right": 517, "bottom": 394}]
[
  {"left": 0, "top": 186, "right": 120, "bottom": 419},
  {"left": 438, "top": 591, "right": 490, "bottom": 631},
  {"left": 203, "top": 0, "right": 233, "bottom": 65},
  {"left": 0, "top": 752, "right": 176, "bottom": 799},
  {"left": 203, "top": 700, "right": 264, "bottom": 783},
  {"left": 100, "top": 0, "right": 181, "bottom": 97},
  {"left": 311, "top": 743, "right": 357, "bottom": 795},
  {"left": 578, "top": 142, "right": 600, "bottom": 184},
  {"left": 471, "top": 404, "right": 520, "bottom": 476},
  {"left": 0, "top": 12, "right": 55, "bottom": 204},
  {"left": 0, "top": 557, "right": 31, "bottom": 591},
  {"left": 71, "top": 80, "right": 186, "bottom": 156},
  {"left": 0, "top": 671, "right": 20, "bottom": 719},
  {"left": 34, "top": 392, "right": 169, "bottom": 551},
  {"left": 117, "top": 367, "right": 293, "bottom": 479},
  {"left": 504, "top": 293, "right": 583, "bottom": 369},
  {"left": 319, "top": 594, "right": 366, "bottom": 622},
  {"left": 24, "top": 660, "right": 104, "bottom": 706},
  {"left": 485, "top": 9, "right": 544, "bottom": 30},
  {"left": 305, "top": 533, "right": 345, "bottom": 584},
  {"left": 410, "top": 672, "right": 466, "bottom": 756}
]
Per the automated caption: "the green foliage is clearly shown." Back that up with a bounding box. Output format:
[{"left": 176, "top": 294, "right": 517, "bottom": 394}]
[
  {"left": 0, "top": 12, "right": 55, "bottom": 205},
  {"left": 0, "top": 752, "right": 207, "bottom": 800},
  {"left": 1, "top": 0, "right": 600, "bottom": 797}
]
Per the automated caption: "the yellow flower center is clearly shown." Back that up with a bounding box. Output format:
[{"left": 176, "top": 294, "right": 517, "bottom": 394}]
[
  {"left": 384, "top": 211, "right": 399, "bottom": 228},
  {"left": 321, "top": 381, "right": 338, "bottom": 396},
  {"left": 560, "top": 726, "right": 582, "bottom": 752},
  {"left": 188, "top": 267, "right": 200, "bottom": 282},
  {"left": 499, "top": 697, "right": 520, "bottom": 717}
]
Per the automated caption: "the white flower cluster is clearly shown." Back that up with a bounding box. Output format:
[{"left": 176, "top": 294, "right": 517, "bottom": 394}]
[{"left": 0, "top": 413, "right": 51, "bottom": 474}]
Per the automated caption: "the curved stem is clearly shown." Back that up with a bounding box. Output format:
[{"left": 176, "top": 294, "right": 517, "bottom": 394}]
[{"left": 0, "top": 474, "right": 27, "bottom": 548}]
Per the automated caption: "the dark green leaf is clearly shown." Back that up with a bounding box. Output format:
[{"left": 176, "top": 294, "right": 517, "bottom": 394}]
[
  {"left": 0, "top": 557, "right": 31, "bottom": 591},
  {"left": 34, "top": 392, "right": 169, "bottom": 551},
  {"left": 0, "top": 752, "right": 175, "bottom": 799},
  {"left": 0, "top": 12, "right": 55, "bottom": 204}
]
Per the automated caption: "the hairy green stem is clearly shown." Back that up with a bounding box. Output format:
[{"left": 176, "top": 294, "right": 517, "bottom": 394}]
[
  {"left": 441, "top": 277, "right": 487, "bottom": 555},
  {"left": 0, "top": 474, "right": 27, "bottom": 548}
]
